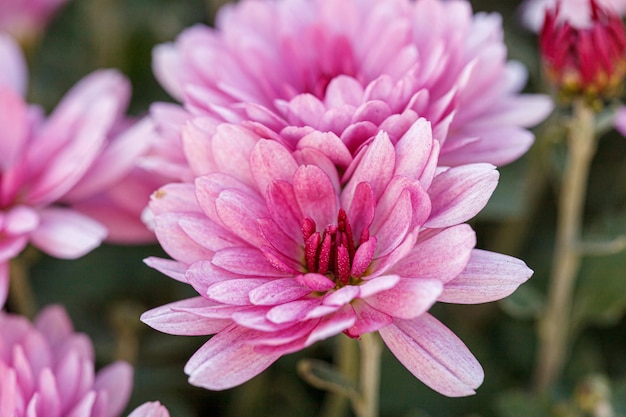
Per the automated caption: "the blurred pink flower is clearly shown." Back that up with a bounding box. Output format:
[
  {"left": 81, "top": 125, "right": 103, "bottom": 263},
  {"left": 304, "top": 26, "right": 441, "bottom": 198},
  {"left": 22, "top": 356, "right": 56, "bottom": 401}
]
[
  {"left": 151, "top": 0, "right": 551, "bottom": 176},
  {"left": 520, "top": 0, "right": 626, "bottom": 32},
  {"left": 614, "top": 106, "right": 626, "bottom": 135},
  {"left": 127, "top": 402, "right": 169, "bottom": 417},
  {"left": 141, "top": 119, "right": 533, "bottom": 397},
  {"left": 0, "top": 305, "right": 133, "bottom": 417},
  {"left": 0, "top": 0, "right": 70, "bottom": 42},
  {"left": 0, "top": 34, "right": 160, "bottom": 307}
]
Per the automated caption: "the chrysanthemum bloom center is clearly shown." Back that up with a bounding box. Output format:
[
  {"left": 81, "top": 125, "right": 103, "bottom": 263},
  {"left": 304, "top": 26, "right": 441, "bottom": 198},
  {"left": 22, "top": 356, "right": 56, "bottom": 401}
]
[{"left": 302, "top": 208, "right": 372, "bottom": 287}]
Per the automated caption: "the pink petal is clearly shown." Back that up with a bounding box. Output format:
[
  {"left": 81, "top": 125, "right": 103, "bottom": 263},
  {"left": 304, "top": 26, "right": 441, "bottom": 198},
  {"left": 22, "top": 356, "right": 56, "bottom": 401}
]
[
  {"left": 346, "top": 182, "right": 375, "bottom": 244},
  {"left": 29, "top": 208, "right": 107, "bottom": 259},
  {"left": 379, "top": 314, "right": 484, "bottom": 397},
  {"left": 0, "top": 34, "right": 27, "bottom": 95},
  {"left": 323, "top": 285, "right": 360, "bottom": 306},
  {"left": 215, "top": 188, "right": 269, "bottom": 248},
  {"left": 346, "top": 301, "right": 393, "bottom": 337},
  {"left": 211, "top": 123, "right": 259, "bottom": 186},
  {"left": 0, "top": 86, "right": 29, "bottom": 171},
  {"left": 370, "top": 189, "right": 412, "bottom": 257},
  {"left": 212, "top": 247, "right": 286, "bottom": 277},
  {"left": 143, "top": 257, "right": 187, "bottom": 282},
  {"left": 0, "top": 365, "right": 17, "bottom": 417},
  {"left": 93, "top": 361, "right": 133, "bottom": 417},
  {"left": 266, "top": 299, "right": 320, "bottom": 324},
  {"left": 206, "top": 278, "right": 270, "bottom": 305},
  {"left": 149, "top": 183, "right": 200, "bottom": 216},
  {"left": 342, "top": 130, "right": 395, "bottom": 205},
  {"left": 141, "top": 297, "right": 232, "bottom": 336},
  {"left": 366, "top": 279, "right": 442, "bottom": 319},
  {"left": 250, "top": 139, "right": 299, "bottom": 196},
  {"left": 394, "top": 118, "right": 436, "bottom": 180},
  {"left": 297, "top": 131, "right": 353, "bottom": 168},
  {"left": 358, "top": 274, "right": 400, "bottom": 298},
  {"left": 295, "top": 273, "right": 336, "bottom": 292},
  {"left": 293, "top": 165, "right": 338, "bottom": 229},
  {"left": 306, "top": 306, "right": 357, "bottom": 346},
  {"left": 266, "top": 180, "right": 304, "bottom": 240},
  {"left": 184, "top": 324, "right": 281, "bottom": 390},
  {"left": 391, "top": 224, "right": 476, "bottom": 283},
  {"left": 425, "top": 163, "right": 499, "bottom": 228},
  {"left": 439, "top": 249, "right": 533, "bottom": 304},
  {"left": 154, "top": 212, "right": 214, "bottom": 265},
  {"left": 127, "top": 402, "right": 170, "bottom": 417},
  {"left": 249, "top": 278, "right": 311, "bottom": 306}
]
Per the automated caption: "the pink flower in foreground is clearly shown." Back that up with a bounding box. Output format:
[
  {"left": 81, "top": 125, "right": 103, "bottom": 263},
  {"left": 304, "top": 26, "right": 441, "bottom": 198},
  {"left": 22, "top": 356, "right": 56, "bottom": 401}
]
[
  {"left": 141, "top": 119, "right": 533, "bottom": 396},
  {"left": 520, "top": 0, "right": 626, "bottom": 32},
  {"left": 0, "top": 0, "right": 70, "bottom": 43},
  {"left": 151, "top": 0, "right": 551, "bottom": 177},
  {"left": 0, "top": 305, "right": 133, "bottom": 417},
  {"left": 0, "top": 34, "right": 160, "bottom": 308},
  {"left": 127, "top": 402, "right": 170, "bottom": 417}
]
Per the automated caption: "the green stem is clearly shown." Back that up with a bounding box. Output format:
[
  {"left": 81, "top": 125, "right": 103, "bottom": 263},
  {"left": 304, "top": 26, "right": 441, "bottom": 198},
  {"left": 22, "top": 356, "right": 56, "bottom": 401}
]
[
  {"left": 8, "top": 254, "right": 37, "bottom": 319},
  {"left": 534, "top": 100, "right": 597, "bottom": 394},
  {"left": 352, "top": 333, "right": 382, "bottom": 417},
  {"left": 320, "top": 336, "right": 359, "bottom": 417}
]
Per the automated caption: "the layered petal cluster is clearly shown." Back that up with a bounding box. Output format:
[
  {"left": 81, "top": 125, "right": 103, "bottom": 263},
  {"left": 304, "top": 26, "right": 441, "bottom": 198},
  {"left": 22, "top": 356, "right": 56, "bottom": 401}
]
[
  {"left": 151, "top": 0, "right": 551, "bottom": 177},
  {"left": 0, "top": 305, "right": 133, "bottom": 417},
  {"left": 142, "top": 119, "right": 533, "bottom": 397},
  {"left": 0, "top": 0, "right": 70, "bottom": 42},
  {"left": 0, "top": 35, "right": 162, "bottom": 307},
  {"left": 520, "top": 0, "right": 626, "bottom": 32}
]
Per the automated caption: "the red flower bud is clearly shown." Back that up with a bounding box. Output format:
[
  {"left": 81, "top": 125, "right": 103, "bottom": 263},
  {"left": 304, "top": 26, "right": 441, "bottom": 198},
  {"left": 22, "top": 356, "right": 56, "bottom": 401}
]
[{"left": 540, "top": 0, "right": 626, "bottom": 102}]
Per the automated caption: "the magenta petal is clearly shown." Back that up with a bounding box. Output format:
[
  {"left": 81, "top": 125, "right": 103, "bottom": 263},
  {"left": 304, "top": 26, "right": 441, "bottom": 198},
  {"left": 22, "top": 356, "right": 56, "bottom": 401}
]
[
  {"left": 206, "top": 279, "right": 270, "bottom": 305},
  {"left": 93, "top": 361, "right": 133, "bottom": 417},
  {"left": 366, "top": 278, "right": 442, "bottom": 319},
  {"left": 297, "top": 131, "right": 353, "bottom": 168},
  {"left": 358, "top": 274, "right": 400, "bottom": 298},
  {"left": 30, "top": 208, "right": 107, "bottom": 259},
  {"left": 425, "top": 163, "right": 499, "bottom": 228},
  {"left": 351, "top": 237, "right": 377, "bottom": 277},
  {"left": 346, "top": 182, "right": 375, "bottom": 243},
  {"left": 266, "top": 299, "right": 320, "bottom": 324},
  {"left": 249, "top": 139, "right": 298, "bottom": 195},
  {"left": 215, "top": 188, "right": 269, "bottom": 248},
  {"left": 391, "top": 224, "right": 476, "bottom": 283},
  {"left": 306, "top": 306, "right": 357, "bottom": 346},
  {"left": 141, "top": 297, "right": 231, "bottom": 335},
  {"left": 154, "top": 213, "right": 214, "bottom": 265},
  {"left": 143, "top": 257, "right": 187, "bottom": 282},
  {"left": 293, "top": 165, "right": 338, "bottom": 229},
  {"left": 248, "top": 278, "right": 311, "bottom": 306},
  {"left": 0, "top": 87, "right": 29, "bottom": 172},
  {"left": 347, "top": 301, "right": 393, "bottom": 337},
  {"left": 394, "top": 118, "right": 436, "bottom": 179},
  {"left": 212, "top": 247, "right": 286, "bottom": 277},
  {"left": 439, "top": 249, "right": 533, "bottom": 304},
  {"left": 0, "top": 34, "right": 27, "bottom": 95},
  {"left": 379, "top": 314, "right": 484, "bottom": 397},
  {"left": 323, "top": 285, "right": 360, "bottom": 306},
  {"left": 266, "top": 180, "right": 304, "bottom": 240},
  {"left": 295, "top": 273, "right": 336, "bottom": 292},
  {"left": 184, "top": 325, "right": 281, "bottom": 390}
]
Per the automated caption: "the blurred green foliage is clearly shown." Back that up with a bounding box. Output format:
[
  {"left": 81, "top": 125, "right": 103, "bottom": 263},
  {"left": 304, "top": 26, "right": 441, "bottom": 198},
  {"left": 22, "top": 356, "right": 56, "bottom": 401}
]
[{"left": 8, "top": 0, "right": 626, "bottom": 416}]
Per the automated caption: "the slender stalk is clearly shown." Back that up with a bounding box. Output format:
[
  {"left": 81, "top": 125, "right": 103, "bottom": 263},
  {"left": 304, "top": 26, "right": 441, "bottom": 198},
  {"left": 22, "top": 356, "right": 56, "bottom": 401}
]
[
  {"left": 320, "top": 336, "right": 359, "bottom": 417},
  {"left": 8, "top": 260, "right": 36, "bottom": 319},
  {"left": 534, "top": 100, "right": 596, "bottom": 393},
  {"left": 352, "top": 332, "right": 382, "bottom": 417}
]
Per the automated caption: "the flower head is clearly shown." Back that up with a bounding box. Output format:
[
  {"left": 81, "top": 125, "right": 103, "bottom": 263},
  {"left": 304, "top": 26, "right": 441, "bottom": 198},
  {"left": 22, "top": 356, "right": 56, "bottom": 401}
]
[
  {"left": 142, "top": 119, "right": 532, "bottom": 396},
  {"left": 540, "top": 0, "right": 626, "bottom": 102},
  {"left": 0, "top": 34, "right": 161, "bottom": 308},
  {"left": 520, "top": 0, "right": 626, "bottom": 32},
  {"left": 151, "top": 0, "right": 551, "bottom": 176},
  {"left": 0, "top": 305, "right": 133, "bottom": 417}
]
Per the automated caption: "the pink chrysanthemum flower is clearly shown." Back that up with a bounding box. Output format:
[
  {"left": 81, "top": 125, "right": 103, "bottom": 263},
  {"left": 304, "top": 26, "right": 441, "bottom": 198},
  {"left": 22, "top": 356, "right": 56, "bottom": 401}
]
[
  {"left": 520, "top": 0, "right": 626, "bottom": 32},
  {"left": 0, "top": 0, "right": 70, "bottom": 43},
  {"left": 0, "top": 34, "right": 160, "bottom": 307},
  {"left": 151, "top": 0, "right": 551, "bottom": 177},
  {"left": 0, "top": 305, "right": 133, "bottom": 417},
  {"left": 141, "top": 119, "right": 533, "bottom": 397}
]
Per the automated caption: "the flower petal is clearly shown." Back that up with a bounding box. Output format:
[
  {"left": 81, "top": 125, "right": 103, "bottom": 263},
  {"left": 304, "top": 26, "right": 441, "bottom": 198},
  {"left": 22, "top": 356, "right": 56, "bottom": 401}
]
[
  {"left": 366, "top": 278, "right": 442, "bottom": 319},
  {"left": 30, "top": 208, "right": 107, "bottom": 259},
  {"left": 379, "top": 314, "right": 484, "bottom": 397},
  {"left": 141, "top": 297, "right": 231, "bottom": 335},
  {"left": 439, "top": 249, "right": 533, "bottom": 304},
  {"left": 184, "top": 325, "right": 282, "bottom": 390}
]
